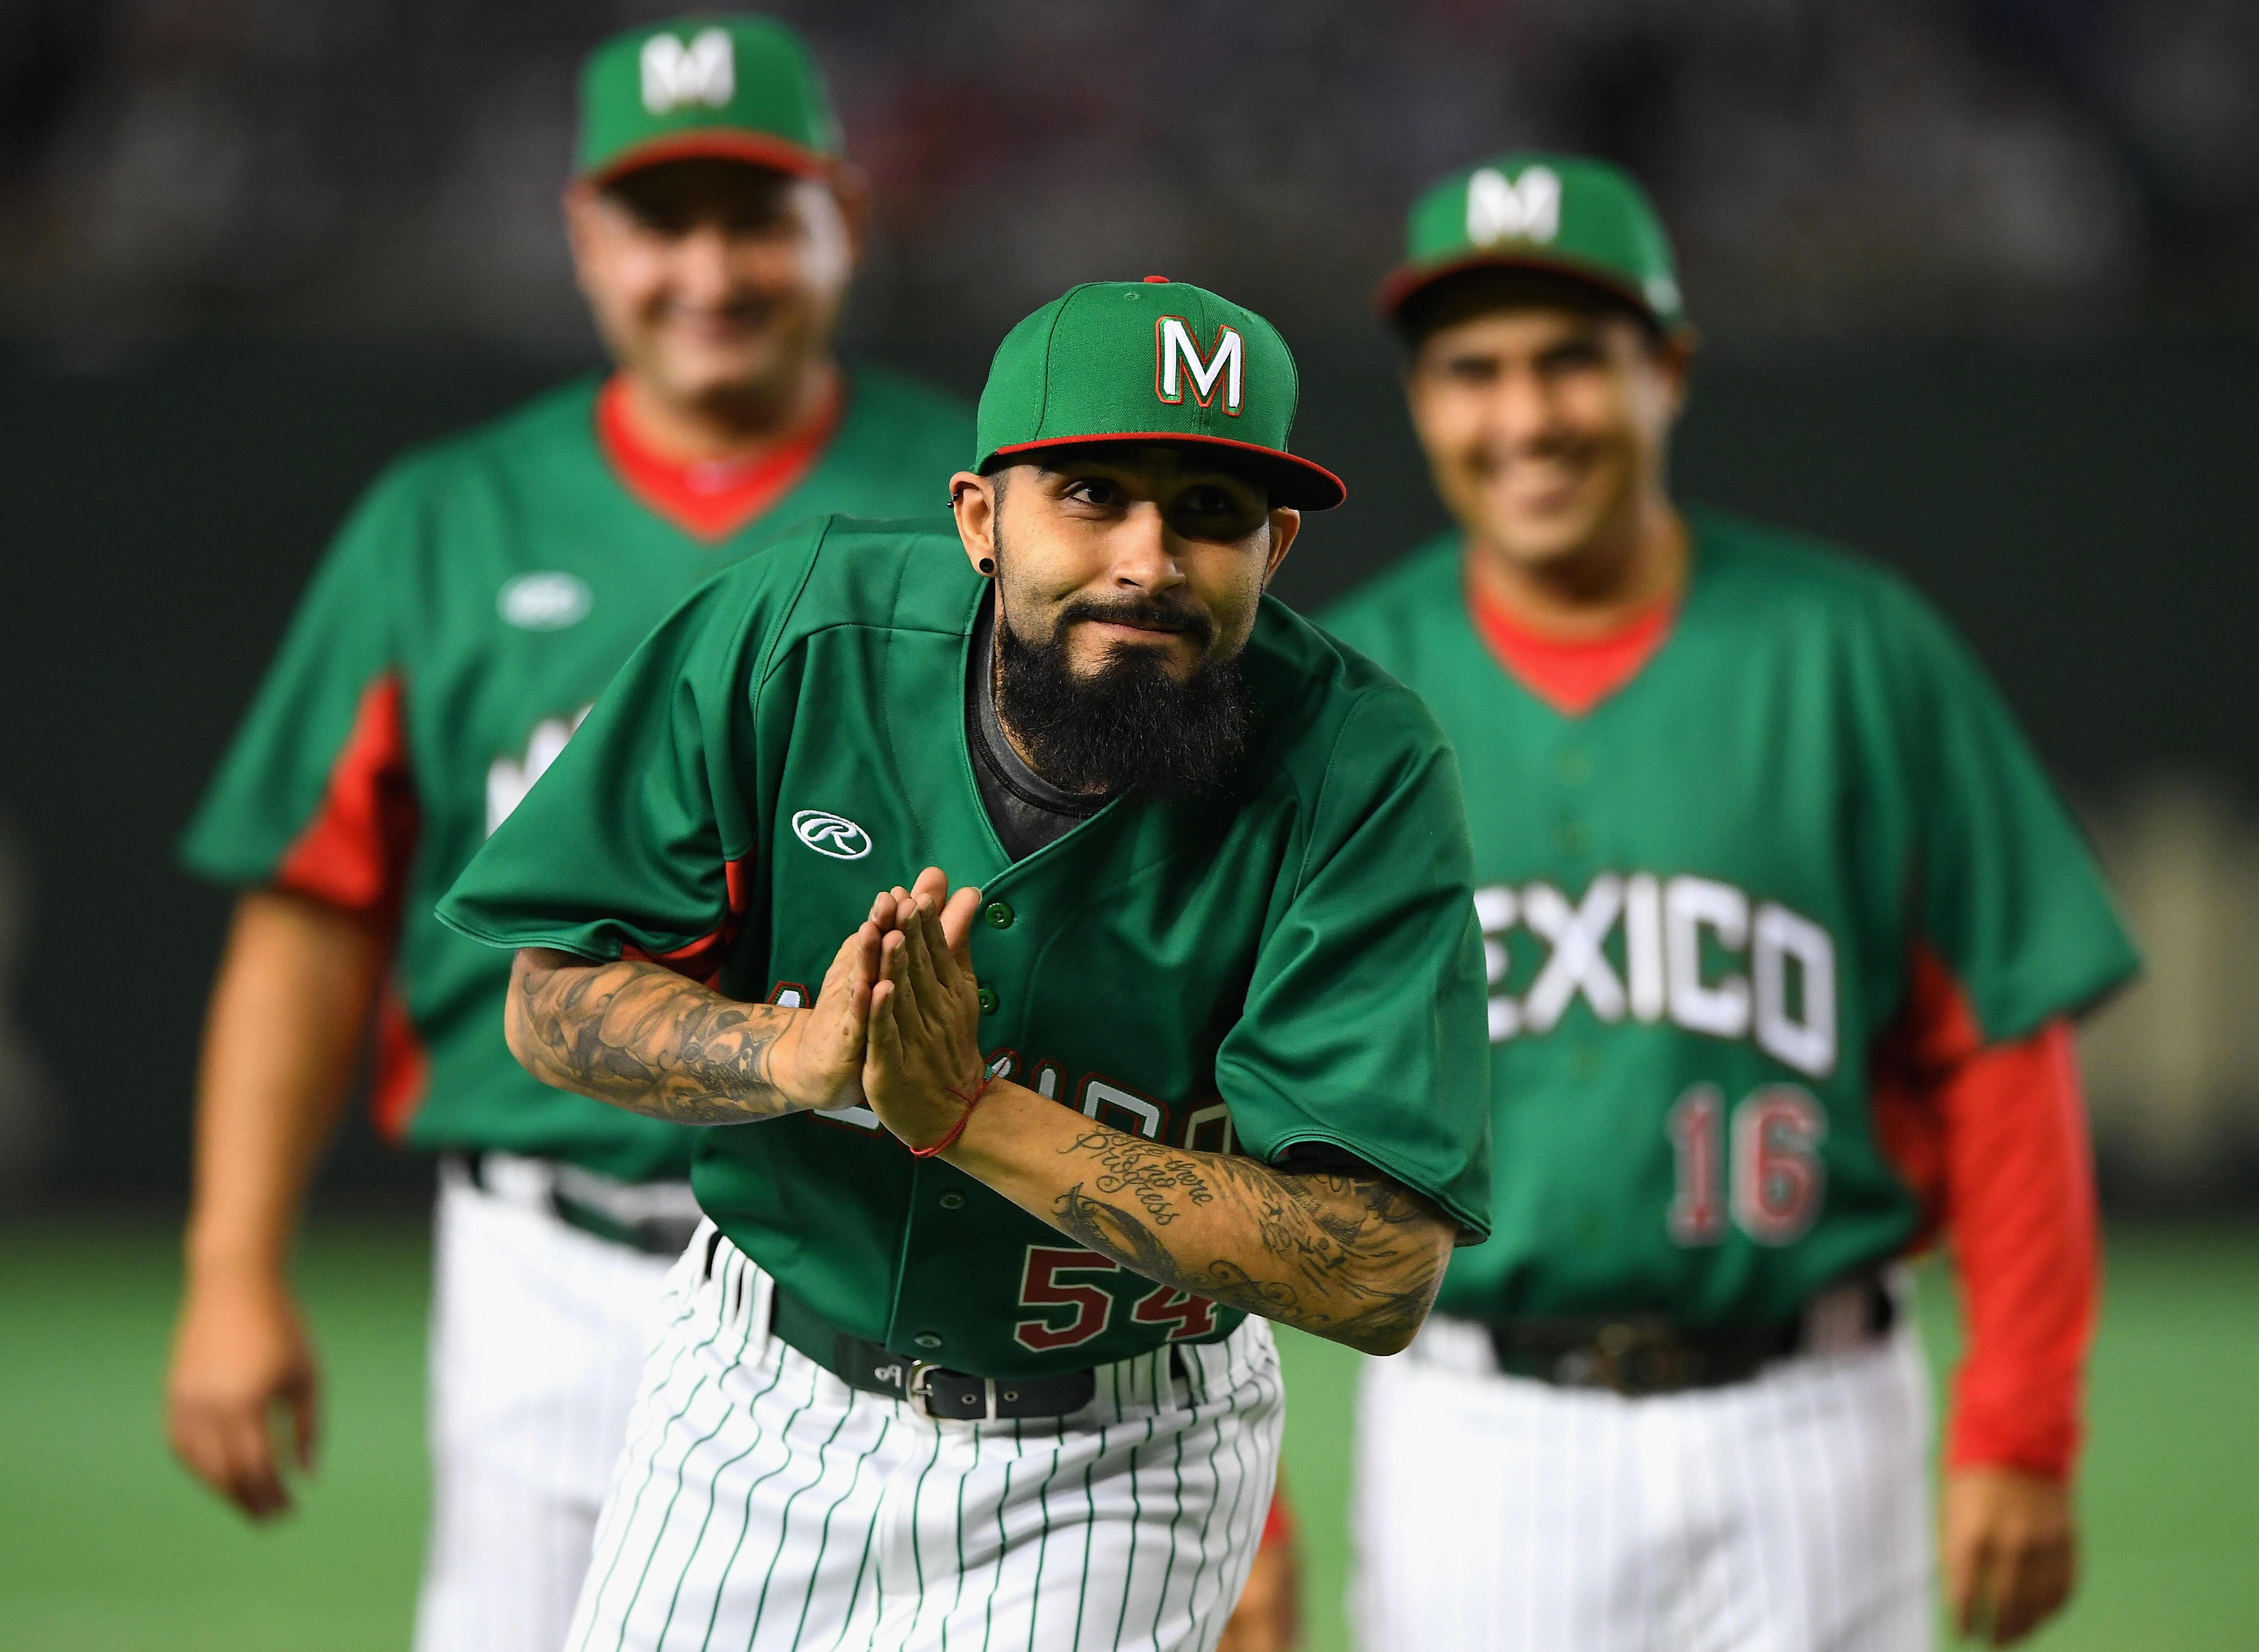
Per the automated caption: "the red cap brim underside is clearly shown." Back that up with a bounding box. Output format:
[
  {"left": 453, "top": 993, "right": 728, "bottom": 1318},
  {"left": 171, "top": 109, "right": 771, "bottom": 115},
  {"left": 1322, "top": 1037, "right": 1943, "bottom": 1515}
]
[
  {"left": 585, "top": 130, "right": 838, "bottom": 185},
  {"left": 987, "top": 432, "right": 1347, "bottom": 511}
]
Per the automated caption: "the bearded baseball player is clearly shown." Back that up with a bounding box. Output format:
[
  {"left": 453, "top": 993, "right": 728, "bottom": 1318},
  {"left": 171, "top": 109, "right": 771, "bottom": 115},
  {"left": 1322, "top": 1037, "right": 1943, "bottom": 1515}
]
[
  {"left": 1321, "top": 155, "right": 2139, "bottom": 1651},
  {"left": 436, "top": 275, "right": 1493, "bottom": 1652},
  {"left": 166, "top": 17, "right": 975, "bottom": 1650}
]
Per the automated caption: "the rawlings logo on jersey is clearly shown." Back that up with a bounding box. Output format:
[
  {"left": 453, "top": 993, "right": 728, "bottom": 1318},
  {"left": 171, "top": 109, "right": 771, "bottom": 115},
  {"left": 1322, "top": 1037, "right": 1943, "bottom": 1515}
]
[
  {"left": 1154, "top": 316, "right": 1244, "bottom": 415},
  {"left": 791, "top": 809, "right": 872, "bottom": 861},
  {"left": 1475, "top": 872, "right": 1838, "bottom": 1079},
  {"left": 1465, "top": 164, "right": 1561, "bottom": 246},
  {"left": 640, "top": 27, "right": 734, "bottom": 113},
  {"left": 487, "top": 706, "right": 593, "bottom": 836},
  {"left": 498, "top": 572, "right": 592, "bottom": 631}
]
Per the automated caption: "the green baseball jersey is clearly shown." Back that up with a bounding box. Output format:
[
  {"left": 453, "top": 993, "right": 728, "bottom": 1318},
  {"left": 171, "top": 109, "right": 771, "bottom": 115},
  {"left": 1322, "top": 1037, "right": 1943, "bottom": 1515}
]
[
  {"left": 1321, "top": 512, "right": 2137, "bottom": 1326},
  {"left": 180, "top": 367, "right": 973, "bottom": 1183},
  {"left": 437, "top": 515, "right": 1492, "bottom": 1379}
]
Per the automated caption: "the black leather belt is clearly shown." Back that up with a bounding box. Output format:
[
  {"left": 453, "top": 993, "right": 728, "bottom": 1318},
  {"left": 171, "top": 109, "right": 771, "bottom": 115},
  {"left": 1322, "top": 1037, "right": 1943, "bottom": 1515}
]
[
  {"left": 1485, "top": 1274, "right": 1896, "bottom": 1397},
  {"left": 721, "top": 1238, "right": 1104, "bottom": 1421},
  {"left": 450, "top": 1151, "right": 702, "bottom": 1258}
]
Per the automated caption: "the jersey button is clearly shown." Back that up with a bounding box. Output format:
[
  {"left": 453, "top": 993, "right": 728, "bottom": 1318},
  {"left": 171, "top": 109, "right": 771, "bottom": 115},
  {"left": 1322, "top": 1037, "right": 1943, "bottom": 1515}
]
[
  {"left": 976, "top": 984, "right": 1000, "bottom": 1015},
  {"left": 1556, "top": 820, "right": 1590, "bottom": 855},
  {"left": 914, "top": 1332, "right": 944, "bottom": 1350},
  {"left": 1556, "top": 749, "right": 1591, "bottom": 787},
  {"left": 938, "top": 1189, "right": 966, "bottom": 1210},
  {"left": 984, "top": 900, "right": 1015, "bottom": 930}
]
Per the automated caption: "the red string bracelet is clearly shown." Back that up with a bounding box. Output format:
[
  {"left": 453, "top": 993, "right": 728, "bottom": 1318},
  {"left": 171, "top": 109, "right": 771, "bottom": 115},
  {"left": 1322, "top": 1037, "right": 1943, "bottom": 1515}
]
[{"left": 909, "top": 1068, "right": 993, "bottom": 1159}]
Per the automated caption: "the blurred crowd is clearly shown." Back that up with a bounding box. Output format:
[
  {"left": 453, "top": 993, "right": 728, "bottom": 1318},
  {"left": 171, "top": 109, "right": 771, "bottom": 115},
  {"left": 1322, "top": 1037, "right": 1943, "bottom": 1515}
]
[{"left": 2, "top": 0, "right": 2256, "bottom": 363}]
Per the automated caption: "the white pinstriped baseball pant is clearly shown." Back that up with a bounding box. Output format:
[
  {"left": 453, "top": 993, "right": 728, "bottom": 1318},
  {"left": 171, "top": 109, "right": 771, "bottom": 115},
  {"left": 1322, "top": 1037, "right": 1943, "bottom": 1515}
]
[
  {"left": 566, "top": 1223, "right": 1284, "bottom": 1652},
  {"left": 414, "top": 1168, "right": 684, "bottom": 1652},
  {"left": 1353, "top": 1313, "right": 1934, "bottom": 1652}
]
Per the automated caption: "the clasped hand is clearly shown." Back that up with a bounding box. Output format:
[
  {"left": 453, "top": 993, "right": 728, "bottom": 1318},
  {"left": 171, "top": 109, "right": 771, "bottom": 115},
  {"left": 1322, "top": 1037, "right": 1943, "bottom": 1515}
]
[{"left": 774, "top": 866, "right": 989, "bottom": 1150}]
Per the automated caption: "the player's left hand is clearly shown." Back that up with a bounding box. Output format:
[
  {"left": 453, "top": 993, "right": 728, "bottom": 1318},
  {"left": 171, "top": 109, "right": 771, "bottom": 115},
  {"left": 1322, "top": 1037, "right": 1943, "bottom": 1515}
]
[
  {"left": 864, "top": 867, "right": 986, "bottom": 1150},
  {"left": 1943, "top": 1466, "right": 2076, "bottom": 1645}
]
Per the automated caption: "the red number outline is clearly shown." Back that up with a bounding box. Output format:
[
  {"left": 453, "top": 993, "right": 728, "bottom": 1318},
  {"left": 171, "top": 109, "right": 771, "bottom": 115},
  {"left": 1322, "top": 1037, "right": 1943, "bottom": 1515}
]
[
  {"left": 1013, "top": 1247, "right": 1121, "bottom": 1352},
  {"left": 1131, "top": 1283, "right": 1219, "bottom": 1341},
  {"left": 1665, "top": 1083, "right": 1727, "bottom": 1246},
  {"left": 1731, "top": 1084, "right": 1829, "bottom": 1245}
]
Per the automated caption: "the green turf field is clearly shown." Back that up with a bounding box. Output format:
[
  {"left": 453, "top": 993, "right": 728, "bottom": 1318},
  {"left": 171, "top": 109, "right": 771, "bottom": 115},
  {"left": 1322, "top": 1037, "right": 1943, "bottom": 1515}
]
[{"left": 2, "top": 1219, "right": 2252, "bottom": 1651}]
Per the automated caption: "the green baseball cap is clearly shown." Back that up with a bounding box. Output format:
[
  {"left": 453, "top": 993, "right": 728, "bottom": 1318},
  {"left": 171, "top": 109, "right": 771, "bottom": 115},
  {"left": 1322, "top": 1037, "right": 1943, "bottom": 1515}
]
[
  {"left": 1376, "top": 152, "right": 1689, "bottom": 336},
  {"left": 974, "top": 278, "right": 1345, "bottom": 511},
  {"left": 575, "top": 14, "right": 841, "bottom": 184}
]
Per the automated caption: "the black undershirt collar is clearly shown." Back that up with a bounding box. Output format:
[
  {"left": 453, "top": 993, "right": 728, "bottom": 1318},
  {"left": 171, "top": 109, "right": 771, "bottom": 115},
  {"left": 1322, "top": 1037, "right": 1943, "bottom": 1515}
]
[{"left": 965, "top": 592, "right": 1114, "bottom": 861}]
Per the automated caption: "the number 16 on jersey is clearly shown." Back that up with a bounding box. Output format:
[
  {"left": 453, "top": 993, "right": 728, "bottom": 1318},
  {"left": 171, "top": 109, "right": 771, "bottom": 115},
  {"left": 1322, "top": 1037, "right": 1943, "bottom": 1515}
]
[{"left": 1667, "top": 1083, "right": 1828, "bottom": 1247}]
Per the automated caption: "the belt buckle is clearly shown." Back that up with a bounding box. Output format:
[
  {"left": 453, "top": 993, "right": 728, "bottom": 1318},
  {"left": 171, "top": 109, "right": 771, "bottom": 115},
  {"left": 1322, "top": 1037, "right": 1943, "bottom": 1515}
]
[
  {"left": 901, "top": 1361, "right": 941, "bottom": 1419},
  {"left": 1574, "top": 1320, "right": 1693, "bottom": 1396},
  {"left": 902, "top": 1362, "right": 999, "bottom": 1422}
]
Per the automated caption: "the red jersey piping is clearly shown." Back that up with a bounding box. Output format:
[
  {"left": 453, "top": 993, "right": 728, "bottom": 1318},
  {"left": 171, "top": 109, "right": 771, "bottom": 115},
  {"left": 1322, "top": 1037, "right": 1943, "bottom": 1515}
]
[
  {"left": 622, "top": 854, "right": 757, "bottom": 988},
  {"left": 271, "top": 673, "right": 430, "bottom": 1139}
]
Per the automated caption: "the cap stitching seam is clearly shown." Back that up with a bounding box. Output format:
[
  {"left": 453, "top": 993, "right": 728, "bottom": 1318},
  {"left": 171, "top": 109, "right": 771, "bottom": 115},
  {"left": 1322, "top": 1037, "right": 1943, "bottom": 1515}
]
[{"left": 1030, "top": 285, "right": 1089, "bottom": 442}]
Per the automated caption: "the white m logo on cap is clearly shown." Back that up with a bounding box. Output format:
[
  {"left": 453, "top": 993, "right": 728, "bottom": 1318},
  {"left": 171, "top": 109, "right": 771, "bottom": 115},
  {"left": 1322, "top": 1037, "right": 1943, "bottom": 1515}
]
[
  {"left": 641, "top": 28, "right": 735, "bottom": 114},
  {"left": 1154, "top": 317, "right": 1244, "bottom": 416},
  {"left": 1466, "top": 165, "right": 1562, "bottom": 246}
]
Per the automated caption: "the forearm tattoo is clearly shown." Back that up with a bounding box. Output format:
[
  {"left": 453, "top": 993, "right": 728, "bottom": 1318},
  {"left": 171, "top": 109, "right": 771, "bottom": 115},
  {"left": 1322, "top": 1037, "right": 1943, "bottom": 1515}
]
[
  {"left": 511, "top": 954, "right": 800, "bottom": 1124},
  {"left": 1048, "top": 1131, "right": 1451, "bottom": 1355}
]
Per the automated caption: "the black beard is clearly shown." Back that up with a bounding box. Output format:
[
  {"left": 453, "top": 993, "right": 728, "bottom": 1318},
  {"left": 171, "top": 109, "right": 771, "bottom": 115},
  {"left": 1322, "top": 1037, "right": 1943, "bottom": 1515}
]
[{"left": 994, "top": 596, "right": 1250, "bottom": 798}]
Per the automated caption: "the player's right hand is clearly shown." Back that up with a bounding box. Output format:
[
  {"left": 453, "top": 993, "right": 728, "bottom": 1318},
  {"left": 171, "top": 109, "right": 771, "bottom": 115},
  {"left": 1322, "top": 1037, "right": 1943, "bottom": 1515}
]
[
  {"left": 1943, "top": 1466, "right": 2077, "bottom": 1646},
  {"left": 864, "top": 872, "right": 988, "bottom": 1150},
  {"left": 166, "top": 1270, "right": 319, "bottom": 1520},
  {"left": 766, "top": 884, "right": 925, "bottom": 1112}
]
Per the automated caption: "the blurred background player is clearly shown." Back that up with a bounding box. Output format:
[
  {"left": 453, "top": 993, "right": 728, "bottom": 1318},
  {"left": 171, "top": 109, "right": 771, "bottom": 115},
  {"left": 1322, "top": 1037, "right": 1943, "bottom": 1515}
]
[
  {"left": 1322, "top": 154, "right": 2140, "bottom": 1650},
  {"left": 163, "top": 16, "right": 971, "bottom": 1651}
]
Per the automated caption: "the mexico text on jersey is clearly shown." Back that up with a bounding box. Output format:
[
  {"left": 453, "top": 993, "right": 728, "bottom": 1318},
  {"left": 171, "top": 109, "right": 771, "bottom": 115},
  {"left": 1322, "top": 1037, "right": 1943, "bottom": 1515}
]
[{"left": 1321, "top": 512, "right": 2138, "bottom": 1326}]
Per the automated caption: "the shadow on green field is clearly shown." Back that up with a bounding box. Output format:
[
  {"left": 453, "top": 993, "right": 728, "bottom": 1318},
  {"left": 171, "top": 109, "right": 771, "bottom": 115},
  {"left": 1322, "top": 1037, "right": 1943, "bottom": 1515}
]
[{"left": 2, "top": 1218, "right": 2252, "bottom": 1651}]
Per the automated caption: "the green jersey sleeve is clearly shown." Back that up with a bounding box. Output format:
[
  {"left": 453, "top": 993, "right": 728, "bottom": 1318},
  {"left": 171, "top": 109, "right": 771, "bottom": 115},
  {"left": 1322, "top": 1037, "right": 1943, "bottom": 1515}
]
[
  {"left": 437, "top": 544, "right": 794, "bottom": 969},
  {"left": 1883, "top": 583, "right": 2139, "bottom": 1039},
  {"left": 178, "top": 463, "right": 414, "bottom": 897},
  {"left": 1217, "top": 687, "right": 1494, "bottom": 1239}
]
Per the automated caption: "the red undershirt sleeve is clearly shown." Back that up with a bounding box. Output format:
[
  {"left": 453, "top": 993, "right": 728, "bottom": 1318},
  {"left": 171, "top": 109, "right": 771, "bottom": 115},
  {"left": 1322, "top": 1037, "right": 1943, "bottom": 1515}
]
[
  {"left": 1862, "top": 578, "right": 2129, "bottom": 1483},
  {"left": 1938, "top": 1017, "right": 2099, "bottom": 1481},
  {"left": 1873, "top": 944, "right": 2100, "bottom": 1482},
  {"left": 1260, "top": 1476, "right": 1293, "bottom": 1549}
]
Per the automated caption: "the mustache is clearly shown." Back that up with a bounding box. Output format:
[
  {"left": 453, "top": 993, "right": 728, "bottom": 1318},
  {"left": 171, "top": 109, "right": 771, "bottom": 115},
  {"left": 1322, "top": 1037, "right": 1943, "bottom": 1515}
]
[{"left": 1054, "top": 595, "right": 1215, "bottom": 645}]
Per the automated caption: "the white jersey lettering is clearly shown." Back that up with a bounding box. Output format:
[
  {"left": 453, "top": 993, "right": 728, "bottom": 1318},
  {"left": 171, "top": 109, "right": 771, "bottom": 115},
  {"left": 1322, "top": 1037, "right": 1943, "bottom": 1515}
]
[
  {"left": 1473, "top": 872, "right": 1838, "bottom": 1075},
  {"left": 1666, "top": 874, "right": 1751, "bottom": 1039},
  {"left": 1623, "top": 871, "right": 1666, "bottom": 1022},
  {"left": 1753, "top": 901, "right": 1839, "bottom": 1077},
  {"left": 1520, "top": 875, "right": 1627, "bottom": 1031},
  {"left": 485, "top": 705, "right": 592, "bottom": 836}
]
